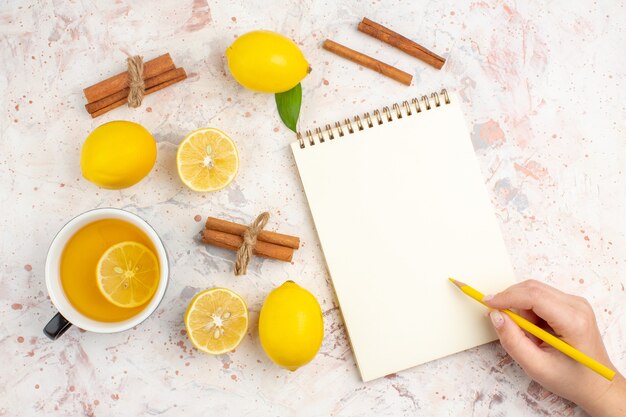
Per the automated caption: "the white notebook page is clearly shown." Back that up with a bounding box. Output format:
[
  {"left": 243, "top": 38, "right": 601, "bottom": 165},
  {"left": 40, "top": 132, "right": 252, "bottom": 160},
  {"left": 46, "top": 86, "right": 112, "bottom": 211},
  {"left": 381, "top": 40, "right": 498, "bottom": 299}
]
[{"left": 291, "top": 92, "right": 516, "bottom": 381}]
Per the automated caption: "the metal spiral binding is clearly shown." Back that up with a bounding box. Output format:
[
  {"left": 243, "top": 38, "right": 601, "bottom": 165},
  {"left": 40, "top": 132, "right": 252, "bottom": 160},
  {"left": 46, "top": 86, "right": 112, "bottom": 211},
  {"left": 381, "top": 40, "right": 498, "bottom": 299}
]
[{"left": 297, "top": 88, "right": 451, "bottom": 148}]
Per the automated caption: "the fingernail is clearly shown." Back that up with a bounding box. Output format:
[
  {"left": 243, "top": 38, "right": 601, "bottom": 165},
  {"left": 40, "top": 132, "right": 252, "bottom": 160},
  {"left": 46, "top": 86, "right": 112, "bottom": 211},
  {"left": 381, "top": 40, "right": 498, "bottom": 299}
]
[
  {"left": 482, "top": 294, "right": 494, "bottom": 303},
  {"left": 490, "top": 310, "right": 504, "bottom": 328}
]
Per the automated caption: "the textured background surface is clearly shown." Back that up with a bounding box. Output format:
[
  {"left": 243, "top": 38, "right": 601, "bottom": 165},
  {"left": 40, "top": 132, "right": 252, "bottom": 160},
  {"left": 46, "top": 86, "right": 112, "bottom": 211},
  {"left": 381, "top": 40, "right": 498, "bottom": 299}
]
[{"left": 1, "top": 0, "right": 625, "bottom": 416}]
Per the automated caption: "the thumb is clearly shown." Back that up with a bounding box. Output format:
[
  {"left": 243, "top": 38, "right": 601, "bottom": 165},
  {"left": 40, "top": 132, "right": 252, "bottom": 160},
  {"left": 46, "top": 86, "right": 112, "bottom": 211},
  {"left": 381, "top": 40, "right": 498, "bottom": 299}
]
[{"left": 489, "top": 310, "right": 549, "bottom": 378}]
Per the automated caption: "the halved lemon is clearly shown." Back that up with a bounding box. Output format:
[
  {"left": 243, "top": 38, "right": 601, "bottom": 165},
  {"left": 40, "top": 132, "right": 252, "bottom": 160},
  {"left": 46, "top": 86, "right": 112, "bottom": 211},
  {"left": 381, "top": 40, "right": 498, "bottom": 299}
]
[
  {"left": 176, "top": 128, "right": 239, "bottom": 192},
  {"left": 184, "top": 288, "right": 249, "bottom": 355},
  {"left": 96, "top": 241, "right": 159, "bottom": 308}
]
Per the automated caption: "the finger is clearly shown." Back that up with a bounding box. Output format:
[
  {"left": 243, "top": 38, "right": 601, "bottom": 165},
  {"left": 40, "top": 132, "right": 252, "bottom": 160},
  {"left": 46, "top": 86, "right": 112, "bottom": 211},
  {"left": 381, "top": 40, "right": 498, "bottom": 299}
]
[
  {"left": 514, "top": 308, "right": 540, "bottom": 324},
  {"left": 489, "top": 310, "right": 550, "bottom": 378},
  {"left": 483, "top": 280, "right": 574, "bottom": 332},
  {"left": 484, "top": 279, "right": 568, "bottom": 310},
  {"left": 514, "top": 309, "right": 543, "bottom": 345}
]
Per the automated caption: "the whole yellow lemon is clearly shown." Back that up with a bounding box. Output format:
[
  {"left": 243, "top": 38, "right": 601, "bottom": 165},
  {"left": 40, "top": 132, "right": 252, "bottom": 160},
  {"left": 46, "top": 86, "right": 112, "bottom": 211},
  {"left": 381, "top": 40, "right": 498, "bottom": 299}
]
[
  {"left": 80, "top": 121, "right": 156, "bottom": 189},
  {"left": 226, "top": 30, "right": 309, "bottom": 93},
  {"left": 259, "top": 281, "right": 324, "bottom": 371}
]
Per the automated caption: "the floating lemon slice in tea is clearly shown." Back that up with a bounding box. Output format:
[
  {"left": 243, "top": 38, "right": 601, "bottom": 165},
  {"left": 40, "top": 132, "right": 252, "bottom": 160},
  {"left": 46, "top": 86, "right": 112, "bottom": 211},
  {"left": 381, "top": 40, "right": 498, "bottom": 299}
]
[
  {"left": 176, "top": 128, "right": 239, "bottom": 192},
  {"left": 96, "top": 241, "right": 159, "bottom": 308},
  {"left": 184, "top": 288, "right": 249, "bottom": 355}
]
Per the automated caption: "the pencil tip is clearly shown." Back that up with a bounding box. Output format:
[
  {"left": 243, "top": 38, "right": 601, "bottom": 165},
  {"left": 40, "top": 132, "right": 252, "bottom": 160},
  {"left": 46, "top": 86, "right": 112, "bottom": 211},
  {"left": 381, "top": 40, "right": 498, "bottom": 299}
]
[{"left": 448, "top": 277, "right": 466, "bottom": 288}]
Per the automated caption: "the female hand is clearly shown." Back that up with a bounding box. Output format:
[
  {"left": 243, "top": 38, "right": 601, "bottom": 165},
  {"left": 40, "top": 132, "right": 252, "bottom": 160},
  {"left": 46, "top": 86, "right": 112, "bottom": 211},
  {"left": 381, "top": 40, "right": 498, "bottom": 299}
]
[{"left": 483, "top": 279, "right": 626, "bottom": 416}]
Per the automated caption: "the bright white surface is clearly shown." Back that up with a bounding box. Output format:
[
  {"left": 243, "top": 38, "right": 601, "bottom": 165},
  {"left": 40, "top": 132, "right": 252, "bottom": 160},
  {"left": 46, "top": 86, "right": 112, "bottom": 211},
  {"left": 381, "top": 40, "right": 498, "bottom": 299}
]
[
  {"left": 1, "top": 1, "right": 624, "bottom": 416},
  {"left": 292, "top": 93, "right": 516, "bottom": 381}
]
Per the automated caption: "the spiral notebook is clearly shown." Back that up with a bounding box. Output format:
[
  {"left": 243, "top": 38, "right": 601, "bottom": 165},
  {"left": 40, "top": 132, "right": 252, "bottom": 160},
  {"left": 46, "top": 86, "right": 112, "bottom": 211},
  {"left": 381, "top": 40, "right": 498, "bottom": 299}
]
[{"left": 291, "top": 89, "right": 516, "bottom": 381}]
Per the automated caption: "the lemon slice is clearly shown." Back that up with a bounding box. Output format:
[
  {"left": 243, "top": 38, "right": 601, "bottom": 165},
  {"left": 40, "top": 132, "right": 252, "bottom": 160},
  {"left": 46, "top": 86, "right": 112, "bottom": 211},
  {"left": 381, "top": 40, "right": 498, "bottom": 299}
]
[
  {"left": 96, "top": 241, "right": 159, "bottom": 308},
  {"left": 176, "top": 128, "right": 239, "bottom": 192},
  {"left": 184, "top": 288, "right": 249, "bottom": 355}
]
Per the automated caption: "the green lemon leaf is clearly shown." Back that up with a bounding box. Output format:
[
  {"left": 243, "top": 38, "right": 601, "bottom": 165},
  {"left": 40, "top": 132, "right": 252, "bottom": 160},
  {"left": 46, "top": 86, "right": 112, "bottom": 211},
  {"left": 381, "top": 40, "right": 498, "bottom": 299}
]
[{"left": 275, "top": 83, "right": 302, "bottom": 133}]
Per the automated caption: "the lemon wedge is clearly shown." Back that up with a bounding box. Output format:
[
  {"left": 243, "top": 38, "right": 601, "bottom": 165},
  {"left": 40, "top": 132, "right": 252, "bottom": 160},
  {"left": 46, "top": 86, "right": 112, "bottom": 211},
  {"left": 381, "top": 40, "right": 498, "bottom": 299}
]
[
  {"left": 184, "top": 288, "right": 249, "bottom": 355},
  {"left": 176, "top": 128, "right": 239, "bottom": 192},
  {"left": 96, "top": 241, "right": 159, "bottom": 308}
]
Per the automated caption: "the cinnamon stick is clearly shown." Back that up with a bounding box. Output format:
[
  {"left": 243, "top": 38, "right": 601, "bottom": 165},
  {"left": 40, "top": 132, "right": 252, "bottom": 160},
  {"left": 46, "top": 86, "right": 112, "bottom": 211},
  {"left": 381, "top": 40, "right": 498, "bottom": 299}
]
[
  {"left": 202, "top": 229, "right": 294, "bottom": 262},
  {"left": 322, "top": 39, "right": 412, "bottom": 86},
  {"left": 83, "top": 53, "right": 175, "bottom": 103},
  {"left": 85, "top": 68, "right": 186, "bottom": 114},
  {"left": 358, "top": 18, "right": 446, "bottom": 70},
  {"left": 205, "top": 217, "right": 300, "bottom": 249},
  {"left": 89, "top": 71, "right": 187, "bottom": 118}
]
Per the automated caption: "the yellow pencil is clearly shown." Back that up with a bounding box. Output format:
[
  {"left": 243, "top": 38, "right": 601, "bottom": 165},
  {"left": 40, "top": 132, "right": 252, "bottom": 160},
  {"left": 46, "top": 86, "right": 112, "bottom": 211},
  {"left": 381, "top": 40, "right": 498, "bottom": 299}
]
[{"left": 448, "top": 278, "right": 615, "bottom": 381}]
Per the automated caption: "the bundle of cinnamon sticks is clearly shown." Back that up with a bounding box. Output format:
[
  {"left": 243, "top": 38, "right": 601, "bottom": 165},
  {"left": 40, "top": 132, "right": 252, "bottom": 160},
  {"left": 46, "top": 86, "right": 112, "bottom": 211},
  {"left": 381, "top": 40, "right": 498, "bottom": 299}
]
[
  {"left": 201, "top": 217, "right": 300, "bottom": 262},
  {"left": 83, "top": 53, "right": 187, "bottom": 118}
]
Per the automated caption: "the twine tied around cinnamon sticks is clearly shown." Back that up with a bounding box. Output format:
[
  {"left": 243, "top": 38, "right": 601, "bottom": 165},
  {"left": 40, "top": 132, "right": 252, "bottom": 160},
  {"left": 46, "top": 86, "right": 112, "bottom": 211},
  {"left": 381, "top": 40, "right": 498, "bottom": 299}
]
[
  {"left": 83, "top": 53, "right": 187, "bottom": 118},
  {"left": 126, "top": 55, "right": 145, "bottom": 108},
  {"left": 201, "top": 214, "right": 301, "bottom": 276},
  {"left": 235, "top": 212, "right": 270, "bottom": 275}
]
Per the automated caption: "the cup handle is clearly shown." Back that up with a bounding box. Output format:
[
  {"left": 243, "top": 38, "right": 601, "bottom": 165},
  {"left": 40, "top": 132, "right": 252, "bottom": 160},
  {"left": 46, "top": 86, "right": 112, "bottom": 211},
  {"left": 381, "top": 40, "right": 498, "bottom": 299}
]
[{"left": 43, "top": 312, "right": 72, "bottom": 340}]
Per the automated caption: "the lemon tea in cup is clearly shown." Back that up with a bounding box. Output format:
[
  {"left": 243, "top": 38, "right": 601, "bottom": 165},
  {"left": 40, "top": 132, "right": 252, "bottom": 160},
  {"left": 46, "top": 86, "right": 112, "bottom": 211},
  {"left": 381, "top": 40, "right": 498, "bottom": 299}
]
[
  {"left": 60, "top": 218, "right": 159, "bottom": 322},
  {"left": 44, "top": 208, "right": 169, "bottom": 339}
]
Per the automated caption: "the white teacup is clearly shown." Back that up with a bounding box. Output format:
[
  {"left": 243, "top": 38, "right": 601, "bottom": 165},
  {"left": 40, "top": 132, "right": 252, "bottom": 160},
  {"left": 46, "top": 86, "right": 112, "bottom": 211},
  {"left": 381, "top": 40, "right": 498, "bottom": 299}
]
[{"left": 44, "top": 208, "right": 169, "bottom": 339}]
